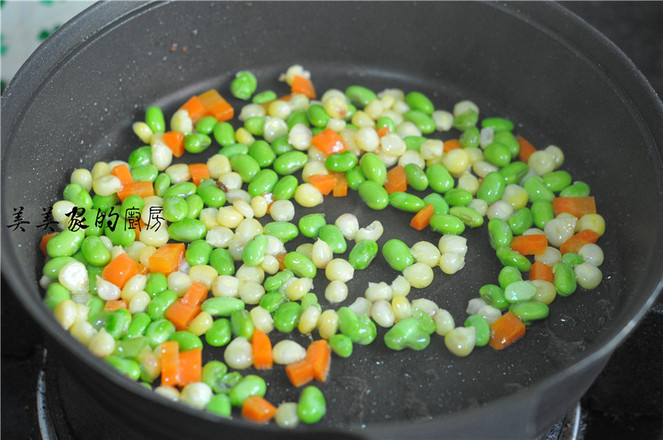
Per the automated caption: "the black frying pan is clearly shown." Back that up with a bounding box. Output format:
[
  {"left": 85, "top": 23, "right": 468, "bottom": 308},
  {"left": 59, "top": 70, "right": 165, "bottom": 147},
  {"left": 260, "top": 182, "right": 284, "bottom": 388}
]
[{"left": 2, "top": 2, "right": 662, "bottom": 439}]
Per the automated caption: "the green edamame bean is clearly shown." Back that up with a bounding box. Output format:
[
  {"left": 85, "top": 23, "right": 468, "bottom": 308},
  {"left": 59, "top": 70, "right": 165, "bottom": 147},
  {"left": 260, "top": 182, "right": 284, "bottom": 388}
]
[
  {"left": 286, "top": 109, "right": 310, "bottom": 131},
  {"left": 195, "top": 115, "right": 218, "bottom": 135},
  {"left": 184, "top": 133, "right": 212, "bottom": 154},
  {"left": 509, "top": 301, "right": 550, "bottom": 321},
  {"left": 429, "top": 213, "right": 465, "bottom": 235},
  {"left": 345, "top": 166, "right": 366, "bottom": 190},
  {"left": 131, "top": 164, "right": 159, "bottom": 182},
  {"left": 44, "top": 282, "right": 71, "bottom": 310},
  {"left": 229, "top": 374, "right": 266, "bottom": 407},
  {"left": 145, "top": 319, "right": 176, "bottom": 347},
  {"left": 524, "top": 176, "right": 555, "bottom": 202},
  {"left": 264, "top": 269, "right": 294, "bottom": 292},
  {"left": 562, "top": 252, "right": 584, "bottom": 266},
  {"left": 481, "top": 117, "right": 514, "bottom": 132},
  {"left": 355, "top": 315, "right": 377, "bottom": 345},
  {"left": 163, "top": 182, "right": 196, "bottom": 200},
  {"left": 406, "top": 91, "right": 434, "bottom": 115},
  {"left": 145, "top": 106, "right": 166, "bottom": 133},
  {"left": 553, "top": 263, "right": 577, "bottom": 296},
  {"left": 221, "top": 144, "right": 249, "bottom": 160},
  {"left": 484, "top": 142, "right": 511, "bottom": 167},
  {"left": 444, "top": 188, "right": 472, "bottom": 207},
  {"left": 318, "top": 224, "right": 347, "bottom": 254},
  {"left": 252, "top": 90, "right": 277, "bottom": 104},
  {"left": 147, "top": 290, "right": 178, "bottom": 320},
  {"left": 346, "top": 85, "right": 377, "bottom": 107},
  {"left": 263, "top": 221, "right": 299, "bottom": 243},
  {"left": 207, "top": 394, "right": 232, "bottom": 418},
  {"left": 477, "top": 172, "right": 506, "bottom": 204},
  {"left": 114, "top": 336, "right": 150, "bottom": 358},
  {"left": 465, "top": 314, "right": 490, "bottom": 346},
  {"left": 163, "top": 196, "right": 188, "bottom": 222},
  {"left": 531, "top": 199, "right": 554, "bottom": 228},
  {"left": 81, "top": 236, "right": 111, "bottom": 266},
  {"left": 337, "top": 307, "right": 362, "bottom": 341},
  {"left": 202, "top": 297, "right": 245, "bottom": 317},
  {"left": 404, "top": 136, "right": 427, "bottom": 151},
  {"left": 382, "top": 239, "right": 414, "bottom": 271},
  {"left": 298, "top": 386, "right": 326, "bottom": 424},
  {"left": 329, "top": 334, "right": 353, "bottom": 358},
  {"left": 504, "top": 280, "right": 537, "bottom": 302},
  {"left": 273, "top": 175, "right": 299, "bottom": 200},
  {"left": 186, "top": 240, "right": 213, "bottom": 266},
  {"left": 145, "top": 272, "right": 168, "bottom": 297},
  {"left": 423, "top": 193, "right": 449, "bottom": 214},
  {"left": 46, "top": 229, "right": 85, "bottom": 257},
  {"left": 459, "top": 126, "right": 480, "bottom": 149},
  {"left": 384, "top": 318, "right": 430, "bottom": 351},
  {"left": 92, "top": 194, "right": 119, "bottom": 212},
  {"left": 560, "top": 181, "right": 591, "bottom": 198},
  {"left": 242, "top": 234, "right": 268, "bottom": 266},
  {"left": 307, "top": 104, "right": 331, "bottom": 128},
  {"left": 89, "top": 309, "right": 111, "bottom": 331},
  {"left": 230, "top": 309, "right": 254, "bottom": 339},
  {"left": 389, "top": 192, "right": 425, "bottom": 212},
  {"left": 202, "top": 360, "right": 228, "bottom": 393},
  {"left": 499, "top": 161, "right": 529, "bottom": 185},
  {"left": 197, "top": 184, "right": 226, "bottom": 208},
  {"left": 168, "top": 218, "right": 206, "bottom": 242},
  {"left": 488, "top": 218, "right": 513, "bottom": 249},
  {"left": 247, "top": 169, "right": 279, "bottom": 197},
  {"left": 273, "top": 302, "right": 302, "bottom": 333},
  {"left": 348, "top": 240, "right": 379, "bottom": 270},
  {"left": 298, "top": 213, "right": 326, "bottom": 239},
  {"left": 496, "top": 246, "right": 532, "bottom": 272},
  {"left": 124, "top": 312, "right": 151, "bottom": 339},
  {"left": 63, "top": 183, "right": 92, "bottom": 209},
  {"left": 543, "top": 170, "right": 572, "bottom": 192},
  {"left": 493, "top": 131, "right": 520, "bottom": 158},
  {"left": 325, "top": 151, "right": 358, "bottom": 172},
  {"left": 426, "top": 163, "right": 454, "bottom": 194},
  {"left": 230, "top": 70, "right": 257, "bottom": 100},
  {"left": 359, "top": 152, "right": 387, "bottom": 185},
  {"left": 186, "top": 193, "right": 204, "bottom": 219},
  {"left": 377, "top": 116, "right": 395, "bottom": 133},
  {"left": 498, "top": 266, "right": 523, "bottom": 289},
  {"left": 128, "top": 146, "right": 153, "bottom": 168},
  {"left": 404, "top": 110, "right": 435, "bottom": 134},
  {"left": 449, "top": 206, "right": 484, "bottom": 228},
  {"left": 231, "top": 153, "right": 261, "bottom": 182},
  {"left": 284, "top": 251, "right": 317, "bottom": 278},
  {"left": 453, "top": 109, "right": 479, "bottom": 131},
  {"left": 169, "top": 331, "right": 203, "bottom": 351},
  {"left": 479, "top": 284, "right": 509, "bottom": 310},
  {"left": 106, "top": 356, "right": 141, "bottom": 381},
  {"left": 403, "top": 163, "right": 429, "bottom": 191},
  {"left": 81, "top": 208, "right": 103, "bottom": 237},
  {"left": 213, "top": 122, "right": 236, "bottom": 147},
  {"left": 105, "top": 308, "right": 132, "bottom": 339},
  {"left": 273, "top": 150, "right": 308, "bottom": 175},
  {"left": 104, "top": 218, "right": 136, "bottom": 246},
  {"left": 244, "top": 116, "right": 266, "bottom": 137},
  {"left": 154, "top": 173, "right": 171, "bottom": 197},
  {"left": 205, "top": 318, "right": 232, "bottom": 346},
  {"left": 248, "top": 140, "right": 276, "bottom": 168},
  {"left": 358, "top": 180, "right": 389, "bottom": 210},
  {"left": 209, "top": 248, "right": 235, "bottom": 275},
  {"left": 411, "top": 307, "right": 436, "bottom": 335},
  {"left": 259, "top": 291, "right": 287, "bottom": 313},
  {"left": 271, "top": 135, "right": 294, "bottom": 155},
  {"left": 508, "top": 207, "right": 533, "bottom": 235}
]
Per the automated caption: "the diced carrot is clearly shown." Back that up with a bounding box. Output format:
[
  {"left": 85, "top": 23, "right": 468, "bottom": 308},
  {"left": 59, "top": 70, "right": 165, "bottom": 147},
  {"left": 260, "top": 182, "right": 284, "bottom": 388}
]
[
  {"left": 332, "top": 172, "right": 348, "bottom": 197},
  {"left": 410, "top": 204, "right": 435, "bottom": 231},
  {"left": 306, "top": 339, "right": 331, "bottom": 382},
  {"left": 285, "top": 359, "right": 315, "bottom": 387},
  {"left": 178, "top": 348, "right": 202, "bottom": 386},
  {"left": 241, "top": 395, "right": 277, "bottom": 424},
  {"left": 189, "top": 163, "right": 210, "bottom": 186},
  {"left": 163, "top": 131, "right": 185, "bottom": 158},
  {"left": 311, "top": 128, "right": 347, "bottom": 156},
  {"left": 275, "top": 253, "right": 287, "bottom": 271},
  {"left": 116, "top": 181, "right": 155, "bottom": 202},
  {"left": 136, "top": 262, "right": 149, "bottom": 275},
  {"left": 529, "top": 261, "right": 553, "bottom": 283},
  {"left": 291, "top": 75, "right": 316, "bottom": 99},
  {"left": 251, "top": 328, "right": 273, "bottom": 370},
  {"left": 181, "top": 282, "right": 209, "bottom": 307},
  {"left": 111, "top": 164, "right": 134, "bottom": 186},
  {"left": 552, "top": 196, "right": 597, "bottom": 218},
  {"left": 148, "top": 243, "right": 185, "bottom": 275},
  {"left": 198, "top": 89, "right": 234, "bottom": 122},
  {"left": 178, "top": 95, "right": 207, "bottom": 122},
  {"left": 377, "top": 126, "right": 390, "bottom": 138},
  {"left": 165, "top": 301, "right": 201, "bottom": 331},
  {"left": 103, "top": 299, "right": 129, "bottom": 312},
  {"left": 132, "top": 218, "right": 147, "bottom": 241},
  {"left": 517, "top": 135, "right": 537, "bottom": 163},
  {"left": 384, "top": 165, "right": 407, "bottom": 194},
  {"left": 560, "top": 229, "right": 600, "bottom": 255},
  {"left": 489, "top": 311, "right": 526, "bottom": 351},
  {"left": 307, "top": 174, "right": 337, "bottom": 196},
  {"left": 102, "top": 253, "right": 138, "bottom": 289},
  {"left": 510, "top": 234, "right": 548, "bottom": 256},
  {"left": 160, "top": 340, "right": 180, "bottom": 386},
  {"left": 443, "top": 139, "right": 462, "bottom": 153},
  {"left": 40, "top": 232, "right": 58, "bottom": 255}
]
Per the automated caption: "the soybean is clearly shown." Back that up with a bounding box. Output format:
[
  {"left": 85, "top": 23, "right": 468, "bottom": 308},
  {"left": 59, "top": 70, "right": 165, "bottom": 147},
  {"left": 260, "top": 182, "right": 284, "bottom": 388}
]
[
  {"left": 358, "top": 180, "right": 389, "bottom": 210},
  {"left": 348, "top": 240, "right": 379, "bottom": 270},
  {"left": 382, "top": 239, "right": 414, "bottom": 271}
]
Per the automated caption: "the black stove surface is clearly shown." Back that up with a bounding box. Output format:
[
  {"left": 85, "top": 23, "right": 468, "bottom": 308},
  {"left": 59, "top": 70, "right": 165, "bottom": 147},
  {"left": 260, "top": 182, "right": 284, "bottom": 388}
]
[{"left": 3, "top": 2, "right": 663, "bottom": 439}]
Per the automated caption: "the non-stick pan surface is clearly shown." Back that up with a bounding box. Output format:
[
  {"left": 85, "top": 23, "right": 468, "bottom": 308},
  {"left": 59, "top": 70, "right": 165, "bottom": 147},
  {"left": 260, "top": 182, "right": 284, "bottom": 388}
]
[{"left": 2, "top": 2, "right": 663, "bottom": 439}]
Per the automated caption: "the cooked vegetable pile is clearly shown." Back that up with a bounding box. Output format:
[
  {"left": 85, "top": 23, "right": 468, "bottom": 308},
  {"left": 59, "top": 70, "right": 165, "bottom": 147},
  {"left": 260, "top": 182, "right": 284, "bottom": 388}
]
[{"left": 39, "top": 65, "right": 605, "bottom": 426}]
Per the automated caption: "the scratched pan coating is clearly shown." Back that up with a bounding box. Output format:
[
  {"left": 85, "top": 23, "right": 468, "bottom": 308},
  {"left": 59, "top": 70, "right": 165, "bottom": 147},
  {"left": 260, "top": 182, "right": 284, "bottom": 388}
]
[{"left": 2, "top": 2, "right": 662, "bottom": 439}]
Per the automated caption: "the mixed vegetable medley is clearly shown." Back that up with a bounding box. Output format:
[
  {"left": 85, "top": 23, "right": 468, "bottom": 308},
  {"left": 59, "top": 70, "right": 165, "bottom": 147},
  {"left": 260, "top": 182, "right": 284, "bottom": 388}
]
[{"left": 40, "top": 65, "right": 605, "bottom": 426}]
